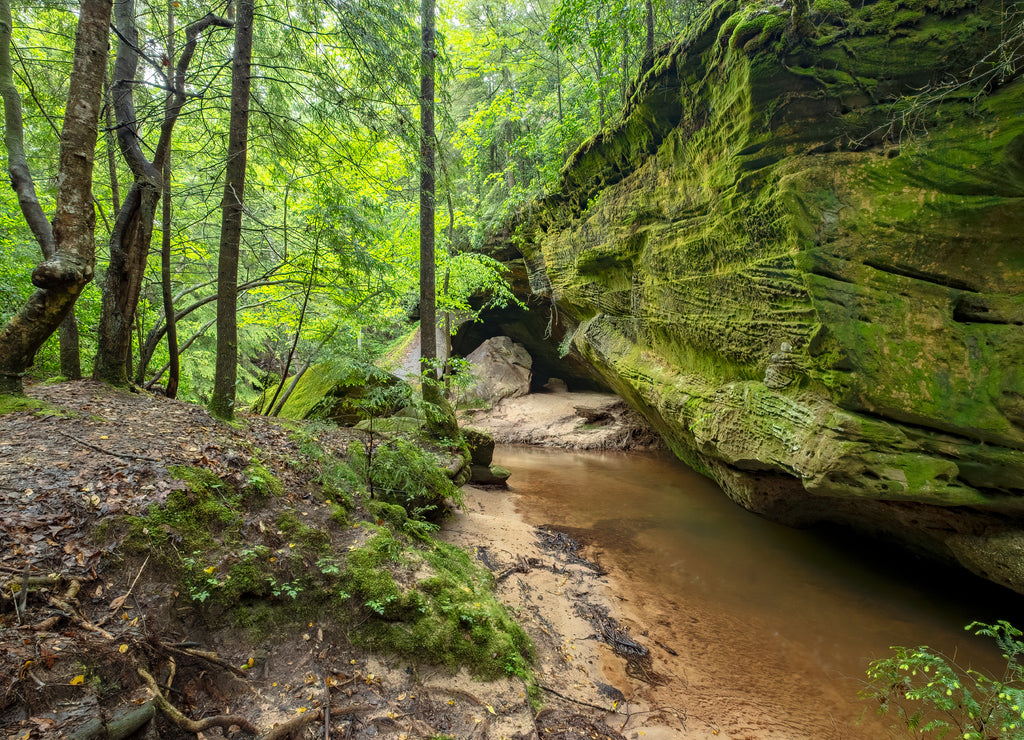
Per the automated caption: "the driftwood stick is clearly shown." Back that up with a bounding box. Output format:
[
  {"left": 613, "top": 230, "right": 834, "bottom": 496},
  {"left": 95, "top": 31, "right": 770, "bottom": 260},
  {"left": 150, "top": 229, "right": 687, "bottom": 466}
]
[
  {"left": 538, "top": 684, "right": 623, "bottom": 715},
  {"left": 138, "top": 667, "right": 258, "bottom": 735},
  {"left": 54, "top": 427, "right": 161, "bottom": 462}
]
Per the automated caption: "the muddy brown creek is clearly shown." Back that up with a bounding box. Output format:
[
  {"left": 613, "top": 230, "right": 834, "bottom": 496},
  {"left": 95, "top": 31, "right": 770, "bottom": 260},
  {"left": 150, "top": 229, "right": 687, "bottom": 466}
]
[{"left": 495, "top": 445, "right": 1024, "bottom": 739}]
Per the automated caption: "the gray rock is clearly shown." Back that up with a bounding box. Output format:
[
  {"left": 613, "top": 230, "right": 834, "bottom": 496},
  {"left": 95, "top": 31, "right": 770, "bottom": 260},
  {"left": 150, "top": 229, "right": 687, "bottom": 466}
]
[{"left": 463, "top": 336, "right": 533, "bottom": 403}]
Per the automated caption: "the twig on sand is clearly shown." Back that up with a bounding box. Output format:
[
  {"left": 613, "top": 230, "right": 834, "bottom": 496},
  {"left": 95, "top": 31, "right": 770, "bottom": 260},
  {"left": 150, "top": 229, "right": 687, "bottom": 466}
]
[{"left": 539, "top": 683, "right": 622, "bottom": 715}]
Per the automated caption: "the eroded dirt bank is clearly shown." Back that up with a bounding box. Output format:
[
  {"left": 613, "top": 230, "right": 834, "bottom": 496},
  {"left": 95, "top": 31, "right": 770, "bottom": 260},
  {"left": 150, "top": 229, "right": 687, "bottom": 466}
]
[{"left": 0, "top": 380, "right": 668, "bottom": 739}]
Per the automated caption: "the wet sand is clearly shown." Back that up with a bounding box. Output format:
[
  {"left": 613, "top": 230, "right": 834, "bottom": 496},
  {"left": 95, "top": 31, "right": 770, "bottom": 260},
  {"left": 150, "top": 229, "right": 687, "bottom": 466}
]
[{"left": 495, "top": 444, "right": 1019, "bottom": 740}]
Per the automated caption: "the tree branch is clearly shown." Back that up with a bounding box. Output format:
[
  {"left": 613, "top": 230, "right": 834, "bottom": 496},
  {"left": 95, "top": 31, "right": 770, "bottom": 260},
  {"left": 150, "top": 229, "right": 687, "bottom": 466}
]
[{"left": 0, "top": 5, "right": 56, "bottom": 257}]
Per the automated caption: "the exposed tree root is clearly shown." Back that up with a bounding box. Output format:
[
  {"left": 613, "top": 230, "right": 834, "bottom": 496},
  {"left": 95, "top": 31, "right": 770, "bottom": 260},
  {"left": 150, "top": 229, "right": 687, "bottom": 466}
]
[
  {"left": 66, "top": 702, "right": 156, "bottom": 740},
  {"left": 157, "top": 640, "right": 248, "bottom": 678},
  {"left": 259, "top": 708, "right": 323, "bottom": 740},
  {"left": 137, "top": 667, "right": 259, "bottom": 735},
  {"left": 47, "top": 594, "right": 113, "bottom": 639}
]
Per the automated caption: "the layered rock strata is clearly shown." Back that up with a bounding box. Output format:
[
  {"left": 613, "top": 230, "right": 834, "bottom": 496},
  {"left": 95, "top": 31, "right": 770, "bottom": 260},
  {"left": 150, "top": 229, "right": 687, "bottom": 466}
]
[{"left": 507, "top": 0, "right": 1024, "bottom": 591}]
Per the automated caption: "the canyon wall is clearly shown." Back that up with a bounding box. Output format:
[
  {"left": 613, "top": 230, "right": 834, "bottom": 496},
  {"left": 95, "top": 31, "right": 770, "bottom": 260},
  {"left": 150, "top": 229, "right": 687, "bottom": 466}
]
[{"left": 507, "top": 0, "right": 1024, "bottom": 590}]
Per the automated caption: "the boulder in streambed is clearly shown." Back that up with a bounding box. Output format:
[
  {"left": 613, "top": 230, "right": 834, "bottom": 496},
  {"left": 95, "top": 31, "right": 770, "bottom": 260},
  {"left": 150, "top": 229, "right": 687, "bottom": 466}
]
[
  {"left": 462, "top": 427, "right": 496, "bottom": 466},
  {"left": 463, "top": 336, "right": 533, "bottom": 404},
  {"left": 469, "top": 463, "right": 511, "bottom": 486}
]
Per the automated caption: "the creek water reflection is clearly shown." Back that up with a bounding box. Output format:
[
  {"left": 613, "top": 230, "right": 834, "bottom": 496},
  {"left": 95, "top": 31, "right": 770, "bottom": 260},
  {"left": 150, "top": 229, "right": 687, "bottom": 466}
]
[{"left": 495, "top": 445, "right": 1024, "bottom": 738}]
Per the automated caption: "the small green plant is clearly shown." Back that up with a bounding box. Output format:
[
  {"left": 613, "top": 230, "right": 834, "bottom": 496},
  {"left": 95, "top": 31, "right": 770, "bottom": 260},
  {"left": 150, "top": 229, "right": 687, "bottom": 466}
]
[
  {"left": 862, "top": 621, "right": 1024, "bottom": 739},
  {"left": 243, "top": 460, "right": 284, "bottom": 498},
  {"left": 349, "top": 437, "right": 463, "bottom": 521},
  {"left": 180, "top": 552, "right": 223, "bottom": 603}
]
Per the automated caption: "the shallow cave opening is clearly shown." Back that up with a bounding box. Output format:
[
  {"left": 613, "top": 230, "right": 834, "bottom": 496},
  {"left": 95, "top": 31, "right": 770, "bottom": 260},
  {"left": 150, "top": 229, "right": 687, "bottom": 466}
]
[{"left": 451, "top": 300, "right": 610, "bottom": 394}]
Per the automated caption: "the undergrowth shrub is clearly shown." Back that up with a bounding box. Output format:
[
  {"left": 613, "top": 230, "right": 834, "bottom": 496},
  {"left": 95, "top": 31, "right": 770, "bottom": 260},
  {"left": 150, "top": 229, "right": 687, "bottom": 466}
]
[
  {"left": 349, "top": 437, "right": 463, "bottom": 520},
  {"left": 862, "top": 621, "right": 1024, "bottom": 739}
]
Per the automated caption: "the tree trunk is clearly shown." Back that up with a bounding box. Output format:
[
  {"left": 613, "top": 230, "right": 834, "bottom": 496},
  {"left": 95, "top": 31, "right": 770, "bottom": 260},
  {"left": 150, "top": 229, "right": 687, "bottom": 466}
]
[
  {"left": 270, "top": 364, "right": 308, "bottom": 417},
  {"left": 209, "top": 0, "right": 254, "bottom": 419},
  {"left": 94, "top": 182, "right": 159, "bottom": 385},
  {"left": 93, "top": 0, "right": 161, "bottom": 385},
  {"left": 93, "top": 0, "right": 231, "bottom": 386},
  {"left": 58, "top": 314, "right": 82, "bottom": 379},
  {"left": 104, "top": 80, "right": 121, "bottom": 214},
  {"left": 265, "top": 245, "right": 317, "bottom": 415},
  {"left": 419, "top": 0, "right": 437, "bottom": 378},
  {"left": 645, "top": 0, "right": 654, "bottom": 57},
  {"left": 161, "top": 0, "right": 179, "bottom": 398},
  {"left": 161, "top": 160, "right": 179, "bottom": 398},
  {"left": 0, "top": 0, "right": 112, "bottom": 395},
  {"left": 418, "top": 0, "right": 455, "bottom": 439}
]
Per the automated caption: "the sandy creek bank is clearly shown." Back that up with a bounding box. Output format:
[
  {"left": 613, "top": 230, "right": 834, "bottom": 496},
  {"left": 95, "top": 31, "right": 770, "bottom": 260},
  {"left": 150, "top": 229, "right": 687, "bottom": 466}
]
[
  {"left": 457, "top": 390, "right": 864, "bottom": 740},
  {"left": 459, "top": 390, "right": 964, "bottom": 740},
  {"left": 0, "top": 382, "right": 923, "bottom": 739}
]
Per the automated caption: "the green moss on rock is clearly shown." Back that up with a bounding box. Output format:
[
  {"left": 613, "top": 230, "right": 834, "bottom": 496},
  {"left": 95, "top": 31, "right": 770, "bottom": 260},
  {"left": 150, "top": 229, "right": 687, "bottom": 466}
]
[{"left": 505, "top": 0, "right": 1024, "bottom": 592}]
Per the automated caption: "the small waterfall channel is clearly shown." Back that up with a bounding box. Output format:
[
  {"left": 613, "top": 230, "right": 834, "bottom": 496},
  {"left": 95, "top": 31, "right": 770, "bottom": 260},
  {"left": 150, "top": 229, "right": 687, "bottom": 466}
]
[{"left": 495, "top": 445, "right": 1024, "bottom": 739}]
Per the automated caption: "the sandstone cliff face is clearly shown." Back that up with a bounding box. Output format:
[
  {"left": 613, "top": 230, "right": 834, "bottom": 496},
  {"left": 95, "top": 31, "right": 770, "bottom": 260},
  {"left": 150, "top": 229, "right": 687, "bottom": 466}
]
[{"left": 510, "top": 0, "right": 1024, "bottom": 590}]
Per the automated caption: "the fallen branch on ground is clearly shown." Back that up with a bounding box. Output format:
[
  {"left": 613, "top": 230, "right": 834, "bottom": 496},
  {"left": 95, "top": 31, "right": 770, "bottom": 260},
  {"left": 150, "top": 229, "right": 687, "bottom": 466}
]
[
  {"left": 54, "top": 428, "right": 161, "bottom": 462},
  {"left": 157, "top": 641, "right": 248, "bottom": 678}
]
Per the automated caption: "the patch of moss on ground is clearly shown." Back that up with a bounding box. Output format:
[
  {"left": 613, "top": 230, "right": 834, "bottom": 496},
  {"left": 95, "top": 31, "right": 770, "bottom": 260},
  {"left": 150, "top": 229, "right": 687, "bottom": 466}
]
[
  {"left": 109, "top": 415, "right": 534, "bottom": 684},
  {"left": 124, "top": 466, "right": 241, "bottom": 552},
  {"left": 348, "top": 533, "right": 535, "bottom": 681},
  {"left": 243, "top": 460, "right": 284, "bottom": 499},
  {"left": 0, "top": 394, "right": 62, "bottom": 416}
]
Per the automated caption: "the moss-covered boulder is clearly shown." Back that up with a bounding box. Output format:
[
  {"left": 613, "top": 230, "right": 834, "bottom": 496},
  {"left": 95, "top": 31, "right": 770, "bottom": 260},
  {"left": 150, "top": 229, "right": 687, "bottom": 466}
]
[
  {"left": 507, "top": 0, "right": 1024, "bottom": 591},
  {"left": 253, "top": 363, "right": 408, "bottom": 425}
]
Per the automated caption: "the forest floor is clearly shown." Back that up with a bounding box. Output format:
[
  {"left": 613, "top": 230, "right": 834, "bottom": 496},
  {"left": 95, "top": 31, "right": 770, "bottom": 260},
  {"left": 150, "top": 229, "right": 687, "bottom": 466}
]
[{"left": 0, "top": 380, "right": 682, "bottom": 740}]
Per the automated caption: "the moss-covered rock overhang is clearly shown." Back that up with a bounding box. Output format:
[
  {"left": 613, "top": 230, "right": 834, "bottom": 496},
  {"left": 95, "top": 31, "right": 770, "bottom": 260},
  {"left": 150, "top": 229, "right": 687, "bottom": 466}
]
[{"left": 505, "top": 0, "right": 1024, "bottom": 590}]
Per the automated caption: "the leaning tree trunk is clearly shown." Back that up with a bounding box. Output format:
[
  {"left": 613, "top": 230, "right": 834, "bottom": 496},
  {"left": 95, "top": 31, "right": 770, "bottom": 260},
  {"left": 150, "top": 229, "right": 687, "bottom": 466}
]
[
  {"left": 93, "top": 0, "right": 231, "bottom": 386},
  {"left": 0, "top": 0, "right": 112, "bottom": 395},
  {"left": 209, "top": 0, "right": 254, "bottom": 420}
]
